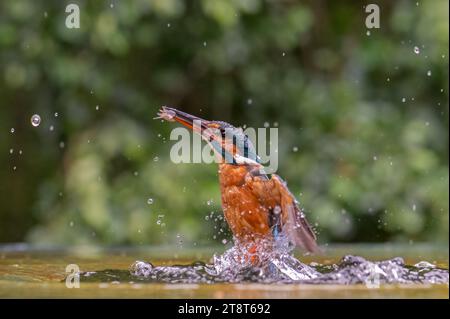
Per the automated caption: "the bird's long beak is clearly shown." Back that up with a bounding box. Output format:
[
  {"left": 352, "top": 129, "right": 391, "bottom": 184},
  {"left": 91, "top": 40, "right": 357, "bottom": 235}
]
[{"left": 155, "top": 106, "right": 209, "bottom": 135}]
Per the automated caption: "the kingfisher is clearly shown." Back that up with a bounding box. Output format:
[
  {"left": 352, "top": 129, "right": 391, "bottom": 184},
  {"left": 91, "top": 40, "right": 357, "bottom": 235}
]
[{"left": 156, "top": 106, "right": 319, "bottom": 257}]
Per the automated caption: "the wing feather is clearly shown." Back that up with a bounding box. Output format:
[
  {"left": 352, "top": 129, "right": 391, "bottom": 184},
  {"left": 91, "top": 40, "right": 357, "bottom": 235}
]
[{"left": 271, "top": 175, "right": 319, "bottom": 253}]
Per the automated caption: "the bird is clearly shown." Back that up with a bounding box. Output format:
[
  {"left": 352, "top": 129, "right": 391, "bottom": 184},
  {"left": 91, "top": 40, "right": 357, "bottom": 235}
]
[{"left": 155, "top": 106, "right": 319, "bottom": 258}]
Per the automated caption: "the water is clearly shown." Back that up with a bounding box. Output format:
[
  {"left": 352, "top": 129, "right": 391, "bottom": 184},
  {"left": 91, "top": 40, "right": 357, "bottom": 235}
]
[
  {"left": 30, "top": 114, "right": 41, "bottom": 127},
  {"left": 0, "top": 244, "right": 448, "bottom": 298},
  {"left": 79, "top": 238, "right": 448, "bottom": 285},
  {"left": 81, "top": 250, "right": 448, "bottom": 286}
]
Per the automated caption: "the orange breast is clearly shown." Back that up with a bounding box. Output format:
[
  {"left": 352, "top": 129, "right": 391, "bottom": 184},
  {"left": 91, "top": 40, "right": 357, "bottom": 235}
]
[{"left": 218, "top": 164, "right": 272, "bottom": 242}]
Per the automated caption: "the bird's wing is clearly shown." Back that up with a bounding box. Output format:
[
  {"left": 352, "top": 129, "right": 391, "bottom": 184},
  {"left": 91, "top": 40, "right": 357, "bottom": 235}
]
[{"left": 270, "top": 174, "right": 319, "bottom": 253}]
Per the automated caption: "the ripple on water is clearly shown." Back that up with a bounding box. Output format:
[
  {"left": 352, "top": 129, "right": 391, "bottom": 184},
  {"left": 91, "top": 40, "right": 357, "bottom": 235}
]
[{"left": 77, "top": 242, "right": 449, "bottom": 285}]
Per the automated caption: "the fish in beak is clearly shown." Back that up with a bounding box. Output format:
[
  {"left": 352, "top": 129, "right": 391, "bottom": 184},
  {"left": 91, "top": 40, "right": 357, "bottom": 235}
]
[{"left": 155, "top": 106, "right": 210, "bottom": 135}]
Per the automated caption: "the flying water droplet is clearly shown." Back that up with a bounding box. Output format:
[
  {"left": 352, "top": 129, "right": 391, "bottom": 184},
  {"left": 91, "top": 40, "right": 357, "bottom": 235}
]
[
  {"left": 413, "top": 46, "right": 420, "bottom": 54},
  {"left": 147, "top": 198, "right": 154, "bottom": 205},
  {"left": 10, "top": 128, "right": 15, "bottom": 133},
  {"left": 9, "top": 148, "right": 13, "bottom": 154},
  {"left": 31, "top": 114, "right": 41, "bottom": 127},
  {"left": 153, "top": 156, "right": 159, "bottom": 162},
  {"left": 401, "top": 97, "right": 406, "bottom": 103},
  {"left": 427, "top": 70, "right": 432, "bottom": 76},
  {"left": 292, "top": 146, "right": 299, "bottom": 152}
]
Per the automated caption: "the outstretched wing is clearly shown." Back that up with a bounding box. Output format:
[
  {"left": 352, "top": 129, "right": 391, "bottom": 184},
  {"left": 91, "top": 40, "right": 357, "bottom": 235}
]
[{"left": 271, "top": 175, "right": 319, "bottom": 253}]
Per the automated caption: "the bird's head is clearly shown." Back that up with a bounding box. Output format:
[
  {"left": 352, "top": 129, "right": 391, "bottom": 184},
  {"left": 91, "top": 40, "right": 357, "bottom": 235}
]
[{"left": 156, "top": 106, "right": 260, "bottom": 166}]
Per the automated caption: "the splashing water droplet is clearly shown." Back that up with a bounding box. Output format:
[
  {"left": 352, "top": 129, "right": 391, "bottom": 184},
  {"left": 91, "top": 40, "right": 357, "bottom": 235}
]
[
  {"left": 9, "top": 148, "right": 13, "bottom": 154},
  {"left": 10, "top": 128, "right": 15, "bottom": 133},
  {"left": 427, "top": 70, "right": 432, "bottom": 76},
  {"left": 95, "top": 105, "right": 100, "bottom": 111},
  {"left": 413, "top": 46, "right": 420, "bottom": 54},
  {"left": 147, "top": 198, "right": 154, "bottom": 205},
  {"left": 402, "top": 97, "right": 406, "bottom": 103},
  {"left": 293, "top": 146, "right": 299, "bottom": 152},
  {"left": 366, "top": 30, "right": 371, "bottom": 36},
  {"left": 31, "top": 114, "right": 41, "bottom": 127},
  {"left": 247, "top": 98, "right": 253, "bottom": 105},
  {"left": 49, "top": 125, "right": 54, "bottom": 131},
  {"left": 59, "top": 142, "right": 65, "bottom": 149},
  {"left": 69, "top": 221, "right": 74, "bottom": 227},
  {"left": 153, "top": 156, "right": 159, "bottom": 162},
  {"left": 203, "top": 41, "right": 207, "bottom": 47},
  {"left": 54, "top": 112, "right": 58, "bottom": 117}
]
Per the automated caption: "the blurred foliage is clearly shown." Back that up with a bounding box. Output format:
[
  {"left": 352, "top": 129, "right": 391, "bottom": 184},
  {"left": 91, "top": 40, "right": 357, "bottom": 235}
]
[{"left": 0, "top": 0, "right": 448, "bottom": 247}]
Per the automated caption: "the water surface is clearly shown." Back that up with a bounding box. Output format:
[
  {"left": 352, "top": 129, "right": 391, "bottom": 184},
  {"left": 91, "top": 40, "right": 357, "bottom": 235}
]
[{"left": 0, "top": 244, "right": 448, "bottom": 298}]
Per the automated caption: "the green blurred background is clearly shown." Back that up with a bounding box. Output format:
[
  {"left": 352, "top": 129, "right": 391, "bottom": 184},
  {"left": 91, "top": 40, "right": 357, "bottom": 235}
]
[{"left": 0, "top": 0, "right": 448, "bottom": 248}]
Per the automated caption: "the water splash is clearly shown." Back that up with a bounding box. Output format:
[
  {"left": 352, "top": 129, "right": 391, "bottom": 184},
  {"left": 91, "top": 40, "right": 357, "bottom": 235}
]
[
  {"left": 79, "top": 240, "right": 448, "bottom": 285},
  {"left": 31, "top": 114, "right": 41, "bottom": 127}
]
